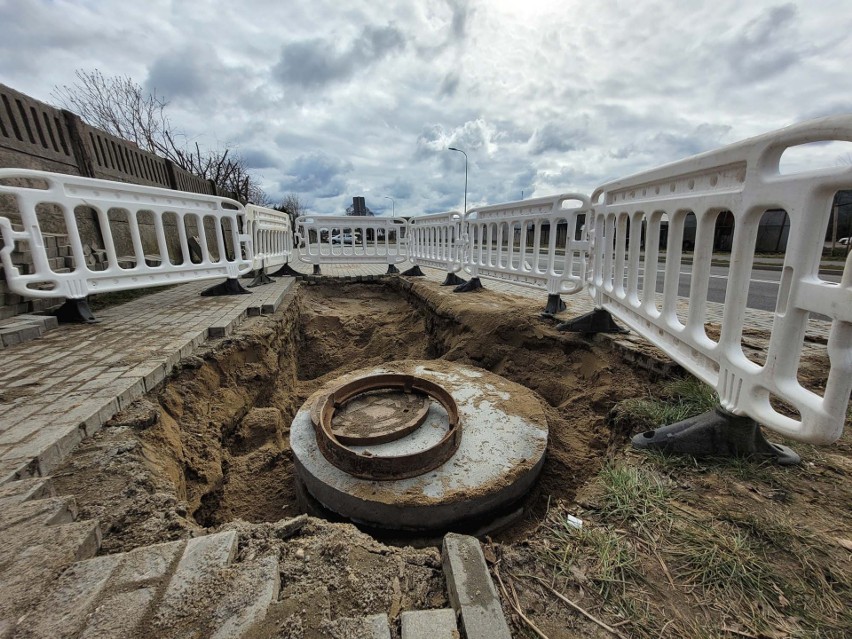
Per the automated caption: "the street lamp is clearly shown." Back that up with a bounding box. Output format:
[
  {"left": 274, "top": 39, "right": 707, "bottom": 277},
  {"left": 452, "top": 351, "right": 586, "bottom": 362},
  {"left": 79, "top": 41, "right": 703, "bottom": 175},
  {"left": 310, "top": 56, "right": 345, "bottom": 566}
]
[
  {"left": 384, "top": 195, "right": 395, "bottom": 218},
  {"left": 448, "top": 147, "right": 467, "bottom": 214}
]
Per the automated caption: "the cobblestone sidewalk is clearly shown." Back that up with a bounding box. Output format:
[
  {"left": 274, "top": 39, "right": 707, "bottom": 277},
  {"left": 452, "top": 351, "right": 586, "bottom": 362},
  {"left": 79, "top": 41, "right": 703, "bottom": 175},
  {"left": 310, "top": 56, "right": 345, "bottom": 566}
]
[{"left": 0, "top": 277, "right": 295, "bottom": 485}]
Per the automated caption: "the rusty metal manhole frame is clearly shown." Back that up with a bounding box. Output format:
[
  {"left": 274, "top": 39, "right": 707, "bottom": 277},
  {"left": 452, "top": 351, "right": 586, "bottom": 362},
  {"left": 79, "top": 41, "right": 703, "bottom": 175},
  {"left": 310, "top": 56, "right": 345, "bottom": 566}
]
[{"left": 311, "top": 374, "right": 462, "bottom": 480}]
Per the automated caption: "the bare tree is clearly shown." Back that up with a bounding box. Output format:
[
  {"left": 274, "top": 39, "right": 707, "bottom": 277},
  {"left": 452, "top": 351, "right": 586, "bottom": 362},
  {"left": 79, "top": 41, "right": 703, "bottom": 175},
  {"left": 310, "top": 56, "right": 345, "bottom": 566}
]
[
  {"left": 52, "top": 69, "right": 268, "bottom": 203},
  {"left": 275, "top": 194, "right": 307, "bottom": 227}
]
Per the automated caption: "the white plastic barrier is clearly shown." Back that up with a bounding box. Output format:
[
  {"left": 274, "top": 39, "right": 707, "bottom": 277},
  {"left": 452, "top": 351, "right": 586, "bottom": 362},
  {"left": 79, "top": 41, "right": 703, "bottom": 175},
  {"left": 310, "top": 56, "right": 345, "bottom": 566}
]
[
  {"left": 407, "top": 211, "right": 465, "bottom": 275},
  {"left": 245, "top": 204, "right": 293, "bottom": 271},
  {"left": 461, "top": 193, "right": 591, "bottom": 295},
  {"left": 586, "top": 116, "right": 852, "bottom": 444},
  {"left": 295, "top": 215, "right": 408, "bottom": 267},
  {"left": 0, "top": 169, "right": 253, "bottom": 300}
]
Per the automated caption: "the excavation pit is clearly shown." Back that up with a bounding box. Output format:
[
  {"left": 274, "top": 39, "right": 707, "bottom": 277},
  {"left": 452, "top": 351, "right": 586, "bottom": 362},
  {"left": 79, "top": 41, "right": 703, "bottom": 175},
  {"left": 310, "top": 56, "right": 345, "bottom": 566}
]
[{"left": 291, "top": 359, "right": 549, "bottom": 533}]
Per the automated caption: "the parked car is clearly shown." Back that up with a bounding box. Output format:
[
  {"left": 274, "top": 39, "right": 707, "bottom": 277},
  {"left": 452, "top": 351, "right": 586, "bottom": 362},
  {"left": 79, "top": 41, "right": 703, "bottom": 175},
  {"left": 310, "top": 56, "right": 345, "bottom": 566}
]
[
  {"left": 330, "top": 233, "right": 355, "bottom": 244},
  {"left": 838, "top": 237, "right": 851, "bottom": 245}
]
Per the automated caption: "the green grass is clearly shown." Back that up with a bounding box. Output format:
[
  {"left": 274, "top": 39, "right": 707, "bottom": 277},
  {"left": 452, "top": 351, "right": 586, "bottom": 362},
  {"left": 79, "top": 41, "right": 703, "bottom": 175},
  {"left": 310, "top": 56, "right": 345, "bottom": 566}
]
[
  {"left": 595, "top": 463, "right": 672, "bottom": 523},
  {"left": 611, "top": 376, "right": 717, "bottom": 431}
]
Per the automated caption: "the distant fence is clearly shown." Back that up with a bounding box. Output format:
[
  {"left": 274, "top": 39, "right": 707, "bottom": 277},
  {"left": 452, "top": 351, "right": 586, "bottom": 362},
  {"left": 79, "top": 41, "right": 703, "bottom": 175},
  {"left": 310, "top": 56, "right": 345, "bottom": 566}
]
[
  {"left": 0, "top": 83, "right": 236, "bottom": 200},
  {"left": 461, "top": 193, "right": 590, "bottom": 297}
]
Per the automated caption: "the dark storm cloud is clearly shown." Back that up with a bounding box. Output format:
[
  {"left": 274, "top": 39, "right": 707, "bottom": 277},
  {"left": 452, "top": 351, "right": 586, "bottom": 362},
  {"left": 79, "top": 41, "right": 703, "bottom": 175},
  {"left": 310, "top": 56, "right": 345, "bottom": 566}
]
[
  {"left": 723, "top": 3, "right": 803, "bottom": 82},
  {"left": 242, "top": 149, "right": 279, "bottom": 169},
  {"left": 279, "top": 152, "right": 353, "bottom": 198},
  {"left": 145, "top": 53, "right": 209, "bottom": 100},
  {"left": 273, "top": 24, "right": 406, "bottom": 89}
]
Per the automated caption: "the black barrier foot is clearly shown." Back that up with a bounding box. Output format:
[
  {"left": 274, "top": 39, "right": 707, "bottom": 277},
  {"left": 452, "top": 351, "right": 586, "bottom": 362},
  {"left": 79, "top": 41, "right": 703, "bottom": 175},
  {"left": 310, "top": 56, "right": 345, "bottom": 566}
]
[
  {"left": 271, "top": 263, "right": 302, "bottom": 277},
  {"left": 386, "top": 264, "right": 400, "bottom": 274},
  {"left": 454, "top": 277, "right": 482, "bottom": 293},
  {"left": 54, "top": 298, "right": 99, "bottom": 324},
  {"left": 543, "top": 294, "right": 566, "bottom": 315},
  {"left": 632, "top": 406, "right": 800, "bottom": 465},
  {"left": 313, "top": 265, "right": 322, "bottom": 275},
  {"left": 557, "top": 308, "right": 626, "bottom": 334},
  {"left": 401, "top": 265, "right": 425, "bottom": 277},
  {"left": 441, "top": 272, "right": 467, "bottom": 287},
  {"left": 200, "top": 278, "right": 251, "bottom": 296},
  {"left": 247, "top": 269, "right": 275, "bottom": 288}
]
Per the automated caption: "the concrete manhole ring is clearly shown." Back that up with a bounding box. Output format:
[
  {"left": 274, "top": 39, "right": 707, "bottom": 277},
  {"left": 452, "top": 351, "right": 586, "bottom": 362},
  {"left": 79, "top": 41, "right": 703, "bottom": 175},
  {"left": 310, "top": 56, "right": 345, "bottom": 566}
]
[
  {"left": 310, "top": 373, "right": 462, "bottom": 480},
  {"left": 291, "top": 360, "right": 549, "bottom": 532}
]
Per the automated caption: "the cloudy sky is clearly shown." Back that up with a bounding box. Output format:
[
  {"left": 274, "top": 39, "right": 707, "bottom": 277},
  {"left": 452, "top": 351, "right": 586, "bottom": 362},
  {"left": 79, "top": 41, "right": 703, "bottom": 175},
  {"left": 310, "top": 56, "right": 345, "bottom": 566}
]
[{"left": 2, "top": 0, "right": 852, "bottom": 216}]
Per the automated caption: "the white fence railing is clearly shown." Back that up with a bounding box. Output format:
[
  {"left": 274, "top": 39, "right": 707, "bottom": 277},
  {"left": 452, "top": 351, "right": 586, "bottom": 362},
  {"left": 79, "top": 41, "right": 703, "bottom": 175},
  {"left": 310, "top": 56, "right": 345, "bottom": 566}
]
[
  {"left": 295, "top": 215, "right": 408, "bottom": 267},
  {"left": 587, "top": 116, "right": 852, "bottom": 444},
  {"left": 246, "top": 204, "right": 292, "bottom": 271},
  {"left": 407, "top": 211, "right": 465, "bottom": 275},
  {"left": 461, "top": 193, "right": 591, "bottom": 296},
  {"left": 0, "top": 169, "right": 252, "bottom": 300}
]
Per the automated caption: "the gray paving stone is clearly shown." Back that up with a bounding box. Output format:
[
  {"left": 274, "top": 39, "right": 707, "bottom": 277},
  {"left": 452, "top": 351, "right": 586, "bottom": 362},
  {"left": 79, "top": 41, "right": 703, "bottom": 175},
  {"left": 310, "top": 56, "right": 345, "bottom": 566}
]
[
  {"left": 158, "top": 530, "right": 238, "bottom": 614},
  {"left": 210, "top": 555, "right": 281, "bottom": 639},
  {"left": 401, "top": 609, "right": 459, "bottom": 639},
  {"left": 0, "top": 520, "right": 103, "bottom": 631},
  {"left": 12, "top": 553, "right": 121, "bottom": 639},
  {"left": 78, "top": 587, "right": 156, "bottom": 639},
  {"left": 113, "top": 539, "right": 184, "bottom": 586},
  {"left": 0, "top": 495, "right": 77, "bottom": 530},
  {"left": 0, "top": 477, "right": 54, "bottom": 504},
  {"left": 442, "top": 533, "right": 511, "bottom": 639}
]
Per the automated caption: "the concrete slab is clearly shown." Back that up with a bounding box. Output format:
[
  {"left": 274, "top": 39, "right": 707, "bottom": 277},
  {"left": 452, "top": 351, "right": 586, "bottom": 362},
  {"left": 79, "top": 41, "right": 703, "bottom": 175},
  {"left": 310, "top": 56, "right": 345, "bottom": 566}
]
[
  {"left": 292, "top": 359, "right": 548, "bottom": 532},
  {"left": 400, "top": 608, "right": 459, "bottom": 639},
  {"left": 442, "top": 534, "right": 511, "bottom": 639},
  {"left": 210, "top": 555, "right": 281, "bottom": 639},
  {"left": 159, "top": 530, "right": 238, "bottom": 613}
]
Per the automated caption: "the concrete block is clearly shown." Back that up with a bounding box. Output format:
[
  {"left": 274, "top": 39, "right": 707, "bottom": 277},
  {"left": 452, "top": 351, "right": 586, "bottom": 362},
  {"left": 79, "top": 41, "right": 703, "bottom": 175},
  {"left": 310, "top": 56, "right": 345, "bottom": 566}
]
[
  {"left": 0, "top": 495, "right": 78, "bottom": 531},
  {"left": 79, "top": 587, "right": 156, "bottom": 639},
  {"left": 210, "top": 555, "right": 281, "bottom": 639},
  {"left": 114, "top": 539, "right": 183, "bottom": 586},
  {"left": 441, "top": 534, "right": 511, "bottom": 639},
  {"left": 401, "top": 609, "right": 459, "bottom": 639},
  {"left": 15, "top": 313, "right": 59, "bottom": 331},
  {"left": 12, "top": 553, "right": 121, "bottom": 638},
  {"left": 159, "top": 531, "right": 238, "bottom": 611},
  {"left": 0, "top": 477, "right": 55, "bottom": 504}
]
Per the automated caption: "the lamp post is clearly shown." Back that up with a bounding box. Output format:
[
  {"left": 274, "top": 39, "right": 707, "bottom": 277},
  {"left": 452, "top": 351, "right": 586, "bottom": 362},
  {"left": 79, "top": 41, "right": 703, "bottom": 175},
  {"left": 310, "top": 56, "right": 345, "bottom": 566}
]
[
  {"left": 384, "top": 195, "right": 395, "bottom": 218},
  {"left": 448, "top": 147, "right": 467, "bottom": 214},
  {"left": 446, "top": 146, "right": 480, "bottom": 292}
]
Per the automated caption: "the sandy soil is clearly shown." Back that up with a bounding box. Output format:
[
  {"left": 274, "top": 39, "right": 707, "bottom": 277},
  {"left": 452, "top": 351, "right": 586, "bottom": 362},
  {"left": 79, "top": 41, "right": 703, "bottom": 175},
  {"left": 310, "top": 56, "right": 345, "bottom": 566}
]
[{"left": 48, "top": 278, "right": 851, "bottom": 638}]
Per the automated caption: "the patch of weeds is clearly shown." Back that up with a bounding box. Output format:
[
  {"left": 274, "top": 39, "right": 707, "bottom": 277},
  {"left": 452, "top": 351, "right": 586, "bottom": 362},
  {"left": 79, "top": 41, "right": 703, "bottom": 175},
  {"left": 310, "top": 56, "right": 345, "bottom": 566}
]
[
  {"left": 669, "top": 520, "right": 773, "bottom": 605},
  {"left": 612, "top": 376, "right": 717, "bottom": 432},
  {"left": 536, "top": 509, "right": 640, "bottom": 600},
  {"left": 596, "top": 463, "right": 672, "bottom": 523},
  {"left": 723, "top": 511, "right": 852, "bottom": 636}
]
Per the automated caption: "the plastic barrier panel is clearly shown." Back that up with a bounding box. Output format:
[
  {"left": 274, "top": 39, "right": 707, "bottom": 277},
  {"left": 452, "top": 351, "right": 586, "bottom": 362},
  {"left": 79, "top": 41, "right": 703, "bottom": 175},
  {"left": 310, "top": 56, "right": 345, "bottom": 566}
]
[
  {"left": 296, "top": 215, "right": 408, "bottom": 266},
  {"left": 587, "top": 116, "right": 852, "bottom": 444},
  {"left": 408, "top": 211, "right": 465, "bottom": 274},
  {"left": 461, "top": 193, "right": 591, "bottom": 295},
  {"left": 246, "top": 204, "right": 292, "bottom": 271},
  {"left": 0, "top": 169, "right": 253, "bottom": 299}
]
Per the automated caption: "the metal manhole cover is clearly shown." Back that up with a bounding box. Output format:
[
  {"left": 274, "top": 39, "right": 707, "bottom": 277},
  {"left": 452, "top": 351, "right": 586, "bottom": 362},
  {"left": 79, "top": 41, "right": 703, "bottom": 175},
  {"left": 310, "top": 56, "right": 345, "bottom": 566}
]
[{"left": 331, "top": 389, "right": 430, "bottom": 445}]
